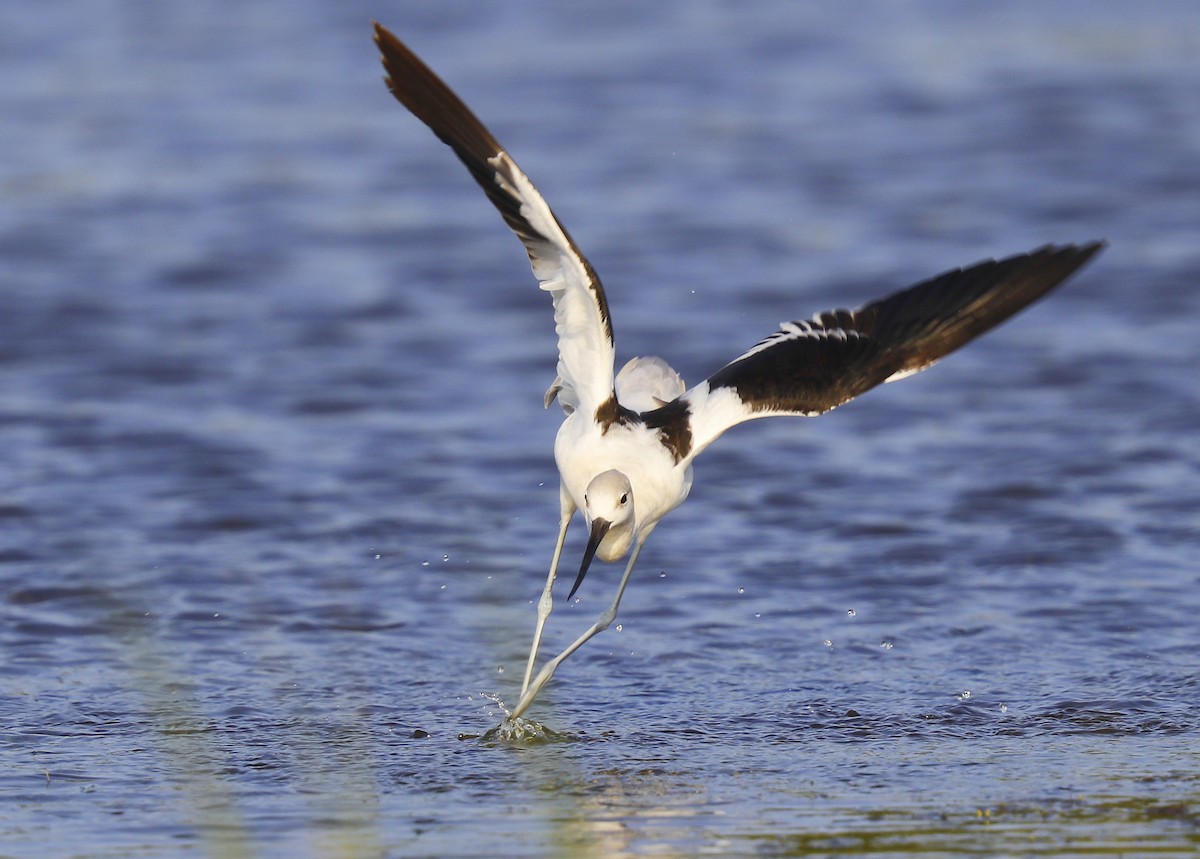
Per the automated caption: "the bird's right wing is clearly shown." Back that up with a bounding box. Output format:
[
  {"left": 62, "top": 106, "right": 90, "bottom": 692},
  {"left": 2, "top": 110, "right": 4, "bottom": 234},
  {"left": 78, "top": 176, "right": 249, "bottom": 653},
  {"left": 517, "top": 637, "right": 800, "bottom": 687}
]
[
  {"left": 665, "top": 243, "right": 1104, "bottom": 464},
  {"left": 374, "top": 23, "right": 616, "bottom": 414}
]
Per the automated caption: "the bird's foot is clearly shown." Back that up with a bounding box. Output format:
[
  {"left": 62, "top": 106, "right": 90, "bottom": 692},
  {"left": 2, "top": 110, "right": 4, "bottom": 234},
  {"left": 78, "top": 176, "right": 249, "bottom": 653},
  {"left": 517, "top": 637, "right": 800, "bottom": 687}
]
[{"left": 483, "top": 714, "right": 566, "bottom": 744}]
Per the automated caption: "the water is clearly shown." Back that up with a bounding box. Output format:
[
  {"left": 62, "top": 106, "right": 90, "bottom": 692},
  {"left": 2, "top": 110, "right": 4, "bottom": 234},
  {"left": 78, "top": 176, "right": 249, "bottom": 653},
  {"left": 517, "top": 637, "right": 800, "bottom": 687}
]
[{"left": 2, "top": 1, "right": 1198, "bottom": 856}]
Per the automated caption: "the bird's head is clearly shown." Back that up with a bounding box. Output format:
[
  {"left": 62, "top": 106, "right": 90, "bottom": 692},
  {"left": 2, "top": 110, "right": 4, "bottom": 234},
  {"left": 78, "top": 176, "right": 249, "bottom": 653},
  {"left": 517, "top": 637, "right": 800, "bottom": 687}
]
[{"left": 566, "top": 470, "right": 635, "bottom": 600}]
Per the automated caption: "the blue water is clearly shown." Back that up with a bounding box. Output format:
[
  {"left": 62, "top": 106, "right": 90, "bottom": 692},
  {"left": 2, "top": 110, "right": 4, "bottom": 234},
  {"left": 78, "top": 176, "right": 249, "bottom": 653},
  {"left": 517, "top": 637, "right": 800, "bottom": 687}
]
[{"left": 2, "top": 1, "right": 1198, "bottom": 856}]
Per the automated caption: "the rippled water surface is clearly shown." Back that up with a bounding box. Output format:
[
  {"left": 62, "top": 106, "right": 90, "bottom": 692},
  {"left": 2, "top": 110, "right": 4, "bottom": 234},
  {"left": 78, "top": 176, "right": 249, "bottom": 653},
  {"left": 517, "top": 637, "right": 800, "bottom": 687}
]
[{"left": 3, "top": 1, "right": 1199, "bottom": 856}]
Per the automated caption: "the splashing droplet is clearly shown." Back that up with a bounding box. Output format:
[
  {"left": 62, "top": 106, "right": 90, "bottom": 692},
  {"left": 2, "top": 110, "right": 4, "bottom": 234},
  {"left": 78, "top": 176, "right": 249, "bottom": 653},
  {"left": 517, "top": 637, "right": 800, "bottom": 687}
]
[{"left": 847, "top": 608, "right": 856, "bottom": 617}]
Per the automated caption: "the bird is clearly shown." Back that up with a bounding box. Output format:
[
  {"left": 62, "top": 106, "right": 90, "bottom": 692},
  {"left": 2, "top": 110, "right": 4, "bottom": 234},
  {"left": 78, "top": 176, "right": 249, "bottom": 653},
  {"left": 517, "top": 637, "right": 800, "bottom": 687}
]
[{"left": 372, "top": 22, "right": 1104, "bottom": 724}]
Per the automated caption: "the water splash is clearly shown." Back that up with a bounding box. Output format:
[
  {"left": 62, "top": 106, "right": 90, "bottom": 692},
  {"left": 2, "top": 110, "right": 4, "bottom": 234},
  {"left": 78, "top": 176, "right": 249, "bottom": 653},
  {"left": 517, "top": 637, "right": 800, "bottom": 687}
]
[
  {"left": 482, "top": 717, "right": 561, "bottom": 744},
  {"left": 471, "top": 692, "right": 578, "bottom": 744}
]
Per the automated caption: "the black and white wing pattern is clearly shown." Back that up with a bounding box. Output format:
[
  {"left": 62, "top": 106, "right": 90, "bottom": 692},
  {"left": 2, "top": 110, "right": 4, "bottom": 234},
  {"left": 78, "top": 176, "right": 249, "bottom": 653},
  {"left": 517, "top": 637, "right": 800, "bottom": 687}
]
[
  {"left": 667, "top": 242, "right": 1105, "bottom": 462},
  {"left": 374, "top": 23, "right": 615, "bottom": 414}
]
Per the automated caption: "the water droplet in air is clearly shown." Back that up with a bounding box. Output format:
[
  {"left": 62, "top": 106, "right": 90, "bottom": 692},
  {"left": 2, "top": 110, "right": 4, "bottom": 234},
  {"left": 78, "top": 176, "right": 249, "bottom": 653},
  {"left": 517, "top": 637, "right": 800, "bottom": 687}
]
[
  {"left": 615, "top": 624, "right": 623, "bottom": 632},
  {"left": 880, "top": 640, "right": 893, "bottom": 650},
  {"left": 374, "top": 554, "right": 381, "bottom": 560},
  {"left": 1000, "top": 703, "right": 1008, "bottom": 713},
  {"left": 738, "top": 587, "right": 745, "bottom": 595},
  {"left": 497, "top": 666, "right": 504, "bottom": 674},
  {"left": 442, "top": 554, "right": 449, "bottom": 562},
  {"left": 754, "top": 612, "right": 761, "bottom": 619},
  {"left": 958, "top": 690, "right": 972, "bottom": 700},
  {"left": 823, "top": 639, "right": 833, "bottom": 649},
  {"left": 421, "top": 561, "right": 429, "bottom": 567},
  {"left": 847, "top": 608, "right": 856, "bottom": 617}
]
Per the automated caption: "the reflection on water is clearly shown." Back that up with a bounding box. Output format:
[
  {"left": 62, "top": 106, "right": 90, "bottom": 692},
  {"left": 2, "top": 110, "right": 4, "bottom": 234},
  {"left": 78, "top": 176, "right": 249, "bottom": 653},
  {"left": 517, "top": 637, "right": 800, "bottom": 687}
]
[{"left": 2, "top": 0, "right": 1199, "bottom": 855}]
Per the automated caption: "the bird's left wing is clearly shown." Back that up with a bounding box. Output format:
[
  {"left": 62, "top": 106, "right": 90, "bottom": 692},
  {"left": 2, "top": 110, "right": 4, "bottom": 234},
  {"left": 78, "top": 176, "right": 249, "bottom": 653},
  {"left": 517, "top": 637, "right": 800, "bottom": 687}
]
[
  {"left": 654, "top": 242, "right": 1104, "bottom": 465},
  {"left": 374, "top": 23, "right": 616, "bottom": 413}
]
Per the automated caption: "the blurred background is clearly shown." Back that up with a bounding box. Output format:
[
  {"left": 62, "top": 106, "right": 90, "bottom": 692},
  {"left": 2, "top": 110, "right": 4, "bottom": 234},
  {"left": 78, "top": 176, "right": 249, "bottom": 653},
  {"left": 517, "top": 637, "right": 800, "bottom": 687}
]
[{"left": 1, "top": 1, "right": 1197, "bottom": 856}]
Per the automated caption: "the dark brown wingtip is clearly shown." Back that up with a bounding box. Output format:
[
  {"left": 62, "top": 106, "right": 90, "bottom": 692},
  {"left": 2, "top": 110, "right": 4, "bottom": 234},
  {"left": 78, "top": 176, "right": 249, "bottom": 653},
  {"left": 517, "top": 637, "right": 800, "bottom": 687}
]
[
  {"left": 371, "top": 22, "right": 507, "bottom": 167},
  {"left": 372, "top": 21, "right": 421, "bottom": 103},
  {"left": 372, "top": 21, "right": 404, "bottom": 58},
  {"left": 1075, "top": 238, "right": 1108, "bottom": 268},
  {"left": 372, "top": 21, "right": 396, "bottom": 71},
  {"left": 373, "top": 22, "right": 396, "bottom": 92},
  {"left": 1026, "top": 239, "right": 1108, "bottom": 302},
  {"left": 1036, "top": 239, "right": 1106, "bottom": 269}
]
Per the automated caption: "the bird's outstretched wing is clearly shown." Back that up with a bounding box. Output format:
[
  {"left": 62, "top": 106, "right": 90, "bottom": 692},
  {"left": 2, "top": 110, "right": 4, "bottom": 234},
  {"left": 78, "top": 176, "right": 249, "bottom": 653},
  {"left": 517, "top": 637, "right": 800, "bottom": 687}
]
[
  {"left": 374, "top": 23, "right": 615, "bottom": 414},
  {"left": 661, "top": 242, "right": 1104, "bottom": 463}
]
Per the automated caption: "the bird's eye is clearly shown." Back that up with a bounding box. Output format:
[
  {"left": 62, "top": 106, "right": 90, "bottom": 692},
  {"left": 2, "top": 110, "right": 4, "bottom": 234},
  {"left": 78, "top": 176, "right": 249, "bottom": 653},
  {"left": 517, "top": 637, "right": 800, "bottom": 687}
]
[{"left": 620, "top": 494, "right": 628, "bottom": 504}]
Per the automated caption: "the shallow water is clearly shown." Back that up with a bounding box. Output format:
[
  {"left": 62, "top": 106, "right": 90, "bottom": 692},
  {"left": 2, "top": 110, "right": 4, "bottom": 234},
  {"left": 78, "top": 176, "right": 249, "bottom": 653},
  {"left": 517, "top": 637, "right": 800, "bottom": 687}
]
[{"left": 2, "top": 1, "right": 1199, "bottom": 856}]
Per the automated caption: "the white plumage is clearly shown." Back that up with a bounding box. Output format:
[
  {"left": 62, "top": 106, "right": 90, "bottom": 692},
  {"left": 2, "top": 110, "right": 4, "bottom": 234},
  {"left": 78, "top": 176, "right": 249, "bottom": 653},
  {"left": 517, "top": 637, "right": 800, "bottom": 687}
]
[
  {"left": 614, "top": 357, "right": 686, "bottom": 413},
  {"left": 374, "top": 23, "right": 1104, "bottom": 725}
]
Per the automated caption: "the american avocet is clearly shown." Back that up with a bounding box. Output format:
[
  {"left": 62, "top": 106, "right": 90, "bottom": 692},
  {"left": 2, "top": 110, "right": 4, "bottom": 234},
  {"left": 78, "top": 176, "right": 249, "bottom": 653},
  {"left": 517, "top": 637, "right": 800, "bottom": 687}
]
[{"left": 373, "top": 23, "right": 1103, "bottom": 723}]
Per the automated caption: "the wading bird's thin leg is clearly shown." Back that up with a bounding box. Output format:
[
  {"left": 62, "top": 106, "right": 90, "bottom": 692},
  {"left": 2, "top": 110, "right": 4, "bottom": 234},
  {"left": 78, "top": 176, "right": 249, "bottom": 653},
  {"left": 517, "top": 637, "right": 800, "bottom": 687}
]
[
  {"left": 508, "top": 536, "right": 648, "bottom": 721},
  {"left": 521, "top": 487, "right": 575, "bottom": 695}
]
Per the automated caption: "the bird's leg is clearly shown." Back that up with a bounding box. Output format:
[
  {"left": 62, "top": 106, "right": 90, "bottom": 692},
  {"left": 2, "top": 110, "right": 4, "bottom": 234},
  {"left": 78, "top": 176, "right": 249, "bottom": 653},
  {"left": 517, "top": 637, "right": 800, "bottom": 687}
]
[
  {"left": 520, "top": 487, "right": 575, "bottom": 696},
  {"left": 508, "top": 536, "right": 647, "bottom": 721}
]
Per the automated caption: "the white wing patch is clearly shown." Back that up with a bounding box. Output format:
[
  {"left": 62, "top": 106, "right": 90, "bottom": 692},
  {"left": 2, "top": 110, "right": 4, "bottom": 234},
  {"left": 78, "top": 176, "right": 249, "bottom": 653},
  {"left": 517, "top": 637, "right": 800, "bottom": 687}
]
[
  {"left": 488, "top": 152, "right": 615, "bottom": 414},
  {"left": 675, "top": 382, "right": 768, "bottom": 463},
  {"left": 734, "top": 315, "right": 861, "bottom": 364},
  {"left": 882, "top": 363, "right": 929, "bottom": 384}
]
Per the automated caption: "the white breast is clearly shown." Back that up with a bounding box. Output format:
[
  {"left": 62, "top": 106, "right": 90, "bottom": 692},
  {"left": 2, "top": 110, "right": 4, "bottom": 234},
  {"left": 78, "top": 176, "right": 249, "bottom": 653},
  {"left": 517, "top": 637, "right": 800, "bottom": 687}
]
[{"left": 555, "top": 413, "right": 693, "bottom": 551}]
